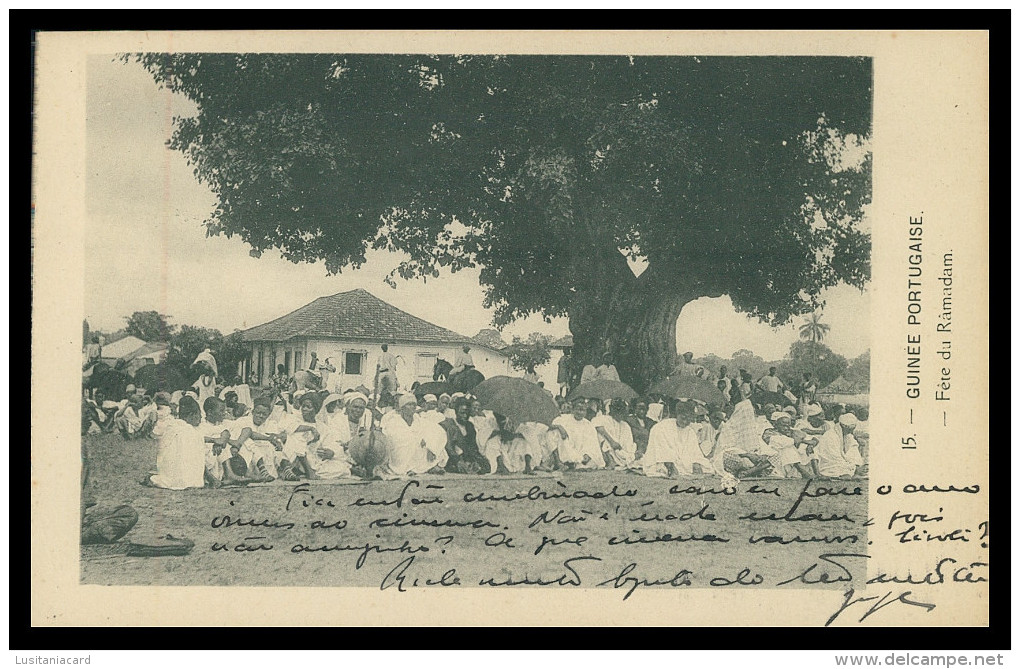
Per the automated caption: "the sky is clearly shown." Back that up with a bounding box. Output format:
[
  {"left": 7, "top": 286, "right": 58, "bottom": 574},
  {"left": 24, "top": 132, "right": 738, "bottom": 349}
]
[{"left": 84, "top": 56, "right": 870, "bottom": 361}]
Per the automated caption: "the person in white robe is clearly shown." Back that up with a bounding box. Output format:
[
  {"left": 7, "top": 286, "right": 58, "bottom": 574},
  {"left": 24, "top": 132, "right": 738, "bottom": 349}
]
[
  {"left": 484, "top": 416, "right": 543, "bottom": 474},
  {"left": 592, "top": 400, "right": 636, "bottom": 468},
  {"left": 517, "top": 421, "right": 555, "bottom": 470},
  {"left": 418, "top": 394, "right": 447, "bottom": 425},
  {"left": 549, "top": 399, "right": 603, "bottom": 469},
  {"left": 449, "top": 345, "right": 475, "bottom": 378},
  {"left": 145, "top": 396, "right": 207, "bottom": 490},
  {"left": 593, "top": 354, "right": 621, "bottom": 382},
  {"left": 379, "top": 394, "right": 445, "bottom": 478},
  {"left": 469, "top": 400, "right": 499, "bottom": 455},
  {"left": 230, "top": 397, "right": 287, "bottom": 480},
  {"left": 637, "top": 401, "right": 714, "bottom": 477},
  {"left": 761, "top": 412, "right": 808, "bottom": 478},
  {"left": 814, "top": 413, "right": 865, "bottom": 478}
]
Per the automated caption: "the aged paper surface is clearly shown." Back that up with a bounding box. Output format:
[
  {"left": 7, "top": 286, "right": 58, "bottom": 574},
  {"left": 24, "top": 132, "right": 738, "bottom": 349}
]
[{"left": 32, "top": 30, "right": 988, "bottom": 626}]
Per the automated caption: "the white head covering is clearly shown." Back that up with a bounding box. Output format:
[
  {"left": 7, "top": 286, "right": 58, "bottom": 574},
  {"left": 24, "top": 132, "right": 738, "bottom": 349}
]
[
  {"left": 344, "top": 392, "right": 369, "bottom": 406},
  {"left": 322, "top": 393, "right": 345, "bottom": 411},
  {"left": 770, "top": 411, "right": 789, "bottom": 422},
  {"left": 423, "top": 394, "right": 438, "bottom": 403},
  {"left": 397, "top": 394, "right": 417, "bottom": 409},
  {"left": 806, "top": 404, "right": 824, "bottom": 417},
  {"left": 439, "top": 393, "right": 452, "bottom": 401},
  {"left": 193, "top": 348, "right": 218, "bottom": 376},
  {"left": 838, "top": 413, "right": 858, "bottom": 428},
  {"left": 783, "top": 406, "right": 797, "bottom": 417}
]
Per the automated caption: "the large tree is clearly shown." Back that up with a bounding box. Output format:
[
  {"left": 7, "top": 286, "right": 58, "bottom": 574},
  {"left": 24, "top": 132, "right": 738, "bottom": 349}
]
[
  {"left": 133, "top": 54, "right": 872, "bottom": 391},
  {"left": 124, "top": 310, "right": 175, "bottom": 342}
]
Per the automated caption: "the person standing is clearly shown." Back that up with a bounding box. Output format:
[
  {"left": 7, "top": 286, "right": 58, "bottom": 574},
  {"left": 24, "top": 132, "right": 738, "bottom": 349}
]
[
  {"left": 594, "top": 353, "right": 620, "bottom": 382},
  {"left": 756, "top": 367, "right": 786, "bottom": 394},
  {"left": 557, "top": 348, "right": 573, "bottom": 397},
  {"left": 379, "top": 344, "right": 399, "bottom": 394}
]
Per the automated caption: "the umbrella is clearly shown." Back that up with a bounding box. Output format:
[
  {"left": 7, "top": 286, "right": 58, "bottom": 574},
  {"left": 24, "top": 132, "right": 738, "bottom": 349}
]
[
  {"left": 751, "top": 389, "right": 795, "bottom": 407},
  {"left": 648, "top": 375, "right": 722, "bottom": 404},
  {"left": 471, "top": 376, "right": 560, "bottom": 426},
  {"left": 413, "top": 381, "right": 451, "bottom": 400},
  {"left": 568, "top": 379, "right": 638, "bottom": 401}
]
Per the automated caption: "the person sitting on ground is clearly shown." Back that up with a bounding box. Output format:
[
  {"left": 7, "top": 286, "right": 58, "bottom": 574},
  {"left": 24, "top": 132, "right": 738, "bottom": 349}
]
[
  {"left": 223, "top": 390, "right": 250, "bottom": 418},
  {"left": 813, "top": 412, "right": 865, "bottom": 478},
  {"left": 698, "top": 410, "right": 726, "bottom": 462},
  {"left": 626, "top": 398, "right": 657, "bottom": 461},
  {"left": 144, "top": 396, "right": 208, "bottom": 490},
  {"left": 713, "top": 385, "right": 773, "bottom": 478},
  {"left": 418, "top": 394, "right": 447, "bottom": 425},
  {"left": 379, "top": 394, "right": 447, "bottom": 478},
  {"left": 229, "top": 395, "right": 285, "bottom": 482},
  {"left": 636, "top": 400, "right": 714, "bottom": 478},
  {"left": 484, "top": 413, "right": 542, "bottom": 475},
  {"left": 150, "top": 392, "right": 175, "bottom": 438},
  {"left": 548, "top": 398, "right": 603, "bottom": 470},
  {"left": 469, "top": 399, "right": 499, "bottom": 456},
  {"left": 292, "top": 393, "right": 352, "bottom": 480},
  {"left": 439, "top": 393, "right": 456, "bottom": 420},
  {"left": 441, "top": 397, "right": 490, "bottom": 474},
  {"left": 115, "top": 394, "right": 158, "bottom": 440},
  {"left": 593, "top": 399, "right": 637, "bottom": 468},
  {"left": 761, "top": 412, "right": 811, "bottom": 478},
  {"left": 523, "top": 365, "right": 540, "bottom": 384},
  {"left": 201, "top": 397, "right": 252, "bottom": 487}
]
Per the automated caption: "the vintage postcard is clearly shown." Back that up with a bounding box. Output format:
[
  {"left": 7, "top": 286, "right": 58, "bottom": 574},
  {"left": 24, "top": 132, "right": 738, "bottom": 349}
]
[{"left": 31, "top": 30, "right": 988, "bottom": 627}]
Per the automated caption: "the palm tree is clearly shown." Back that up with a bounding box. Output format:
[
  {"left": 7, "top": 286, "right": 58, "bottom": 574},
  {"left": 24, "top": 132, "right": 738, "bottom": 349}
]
[{"left": 799, "top": 313, "right": 831, "bottom": 343}]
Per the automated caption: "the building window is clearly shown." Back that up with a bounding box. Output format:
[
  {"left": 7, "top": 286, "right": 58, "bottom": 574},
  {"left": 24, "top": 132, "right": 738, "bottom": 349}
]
[
  {"left": 295, "top": 350, "right": 303, "bottom": 372},
  {"left": 284, "top": 350, "right": 292, "bottom": 375},
  {"left": 344, "top": 352, "right": 365, "bottom": 376},
  {"left": 416, "top": 353, "right": 437, "bottom": 379}
]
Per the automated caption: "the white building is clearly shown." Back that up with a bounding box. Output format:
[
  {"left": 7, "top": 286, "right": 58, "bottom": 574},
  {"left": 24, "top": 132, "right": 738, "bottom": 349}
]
[{"left": 240, "top": 289, "right": 512, "bottom": 392}]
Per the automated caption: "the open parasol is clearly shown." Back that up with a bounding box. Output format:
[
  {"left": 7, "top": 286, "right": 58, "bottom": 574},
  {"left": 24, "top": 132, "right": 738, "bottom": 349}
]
[
  {"left": 648, "top": 374, "right": 722, "bottom": 404},
  {"left": 568, "top": 379, "right": 638, "bottom": 401},
  {"left": 470, "top": 376, "right": 560, "bottom": 426}
]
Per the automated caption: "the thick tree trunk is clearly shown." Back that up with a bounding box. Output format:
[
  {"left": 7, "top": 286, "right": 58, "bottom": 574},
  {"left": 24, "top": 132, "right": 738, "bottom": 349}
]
[{"left": 567, "top": 257, "right": 693, "bottom": 394}]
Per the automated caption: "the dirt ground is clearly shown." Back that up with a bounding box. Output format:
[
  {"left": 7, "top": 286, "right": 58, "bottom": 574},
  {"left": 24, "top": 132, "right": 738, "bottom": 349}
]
[{"left": 81, "top": 432, "right": 868, "bottom": 593}]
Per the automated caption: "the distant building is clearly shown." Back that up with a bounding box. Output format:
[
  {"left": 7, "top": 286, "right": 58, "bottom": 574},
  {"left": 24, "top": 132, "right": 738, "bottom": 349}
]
[
  {"left": 97, "top": 335, "right": 169, "bottom": 375},
  {"left": 240, "top": 289, "right": 511, "bottom": 391}
]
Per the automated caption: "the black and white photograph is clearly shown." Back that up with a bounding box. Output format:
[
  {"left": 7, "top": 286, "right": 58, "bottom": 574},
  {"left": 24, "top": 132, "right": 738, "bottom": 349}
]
[
  {"left": 30, "top": 29, "right": 990, "bottom": 631},
  {"left": 79, "top": 48, "right": 874, "bottom": 589}
]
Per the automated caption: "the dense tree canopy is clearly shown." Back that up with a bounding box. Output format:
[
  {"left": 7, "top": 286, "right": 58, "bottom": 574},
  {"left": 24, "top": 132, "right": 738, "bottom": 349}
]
[
  {"left": 125, "top": 310, "right": 174, "bottom": 342},
  {"left": 505, "top": 332, "right": 553, "bottom": 373},
  {"left": 133, "top": 53, "right": 872, "bottom": 390}
]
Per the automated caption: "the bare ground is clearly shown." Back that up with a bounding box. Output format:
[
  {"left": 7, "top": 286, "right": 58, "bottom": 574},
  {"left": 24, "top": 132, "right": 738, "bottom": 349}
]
[{"left": 81, "top": 432, "right": 868, "bottom": 592}]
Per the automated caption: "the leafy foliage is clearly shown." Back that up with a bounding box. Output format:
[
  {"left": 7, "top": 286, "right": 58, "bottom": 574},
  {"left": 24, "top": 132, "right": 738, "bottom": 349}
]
[
  {"left": 505, "top": 332, "right": 553, "bottom": 372},
  {"left": 130, "top": 54, "right": 872, "bottom": 387},
  {"left": 124, "top": 311, "right": 175, "bottom": 342},
  {"left": 776, "top": 340, "right": 848, "bottom": 390},
  {"left": 165, "top": 325, "right": 249, "bottom": 384},
  {"left": 798, "top": 312, "right": 832, "bottom": 343}
]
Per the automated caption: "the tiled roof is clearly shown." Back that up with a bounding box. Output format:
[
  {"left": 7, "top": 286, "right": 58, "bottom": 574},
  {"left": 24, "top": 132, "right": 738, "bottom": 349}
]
[
  {"left": 550, "top": 335, "right": 574, "bottom": 349},
  {"left": 241, "top": 289, "right": 475, "bottom": 345}
]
